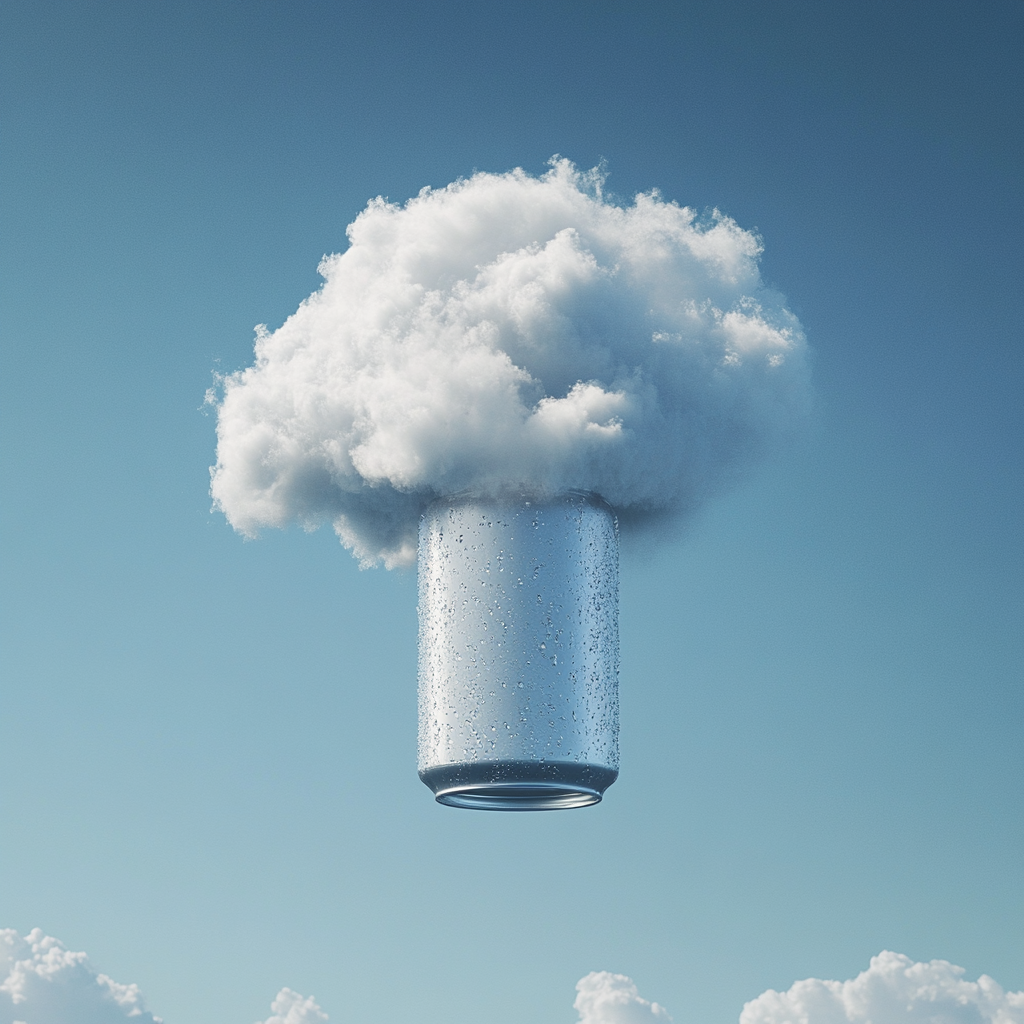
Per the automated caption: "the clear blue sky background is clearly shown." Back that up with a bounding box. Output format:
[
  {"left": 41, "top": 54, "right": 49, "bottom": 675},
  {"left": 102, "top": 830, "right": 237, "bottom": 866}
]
[{"left": 1, "top": 2, "right": 1021, "bottom": 1022}]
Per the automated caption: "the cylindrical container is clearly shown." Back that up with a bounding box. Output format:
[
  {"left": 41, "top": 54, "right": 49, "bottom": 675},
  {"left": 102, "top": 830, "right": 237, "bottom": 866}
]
[{"left": 417, "top": 493, "right": 619, "bottom": 810}]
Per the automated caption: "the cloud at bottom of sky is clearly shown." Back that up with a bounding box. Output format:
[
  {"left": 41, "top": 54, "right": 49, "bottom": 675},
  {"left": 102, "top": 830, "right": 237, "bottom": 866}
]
[
  {"left": 2, "top": 929, "right": 1023, "bottom": 1024},
  {"left": 0, "top": 928, "right": 160, "bottom": 1024},
  {"left": 255, "top": 987, "right": 329, "bottom": 1024},
  {"left": 575, "top": 971, "right": 673, "bottom": 1022},
  {"left": 739, "top": 951, "right": 1024, "bottom": 1024}
]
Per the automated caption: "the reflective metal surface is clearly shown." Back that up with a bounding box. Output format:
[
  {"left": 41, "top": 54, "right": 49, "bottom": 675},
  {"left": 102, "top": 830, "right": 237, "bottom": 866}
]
[{"left": 417, "top": 494, "right": 619, "bottom": 810}]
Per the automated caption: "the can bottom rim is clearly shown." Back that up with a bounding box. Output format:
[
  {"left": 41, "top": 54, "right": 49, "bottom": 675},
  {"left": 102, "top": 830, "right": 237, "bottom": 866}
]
[
  {"left": 419, "top": 760, "right": 617, "bottom": 811},
  {"left": 434, "top": 781, "right": 602, "bottom": 811}
]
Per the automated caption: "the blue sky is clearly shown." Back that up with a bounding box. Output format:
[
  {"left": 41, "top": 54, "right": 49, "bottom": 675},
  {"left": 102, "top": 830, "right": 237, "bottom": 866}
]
[{"left": 1, "top": 2, "right": 1021, "bottom": 1023}]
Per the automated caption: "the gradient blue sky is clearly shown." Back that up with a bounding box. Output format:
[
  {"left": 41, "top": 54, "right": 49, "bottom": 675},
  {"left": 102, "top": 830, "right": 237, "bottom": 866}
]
[{"left": 1, "top": 2, "right": 1021, "bottom": 1023}]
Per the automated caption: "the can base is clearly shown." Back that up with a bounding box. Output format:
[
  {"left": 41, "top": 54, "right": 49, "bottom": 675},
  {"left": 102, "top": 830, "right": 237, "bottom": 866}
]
[{"left": 419, "top": 760, "right": 618, "bottom": 811}]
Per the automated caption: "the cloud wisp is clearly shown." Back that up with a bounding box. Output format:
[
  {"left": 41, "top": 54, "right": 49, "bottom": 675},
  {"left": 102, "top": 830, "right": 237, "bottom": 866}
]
[{"left": 210, "top": 158, "right": 810, "bottom": 567}]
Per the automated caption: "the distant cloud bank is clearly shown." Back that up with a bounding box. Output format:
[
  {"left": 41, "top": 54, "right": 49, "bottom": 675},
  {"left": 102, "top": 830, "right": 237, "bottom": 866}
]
[{"left": 3, "top": 929, "right": 1022, "bottom": 1024}]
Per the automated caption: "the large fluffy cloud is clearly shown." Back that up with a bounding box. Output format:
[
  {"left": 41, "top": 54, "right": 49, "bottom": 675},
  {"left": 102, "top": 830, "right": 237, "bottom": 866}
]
[
  {"left": 210, "top": 158, "right": 809, "bottom": 567},
  {"left": 740, "top": 952, "right": 1024, "bottom": 1024}
]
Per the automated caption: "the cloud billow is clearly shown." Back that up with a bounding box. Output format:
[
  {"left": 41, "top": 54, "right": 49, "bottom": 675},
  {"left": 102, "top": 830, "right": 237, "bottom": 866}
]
[
  {"left": 0, "top": 929, "right": 161, "bottom": 1024},
  {"left": 740, "top": 951, "right": 1024, "bottom": 1024},
  {"left": 210, "top": 158, "right": 810, "bottom": 567},
  {"left": 256, "top": 987, "right": 329, "bottom": 1024},
  {"left": 575, "top": 971, "right": 673, "bottom": 1023},
  {"left": 0, "top": 928, "right": 328, "bottom": 1024}
]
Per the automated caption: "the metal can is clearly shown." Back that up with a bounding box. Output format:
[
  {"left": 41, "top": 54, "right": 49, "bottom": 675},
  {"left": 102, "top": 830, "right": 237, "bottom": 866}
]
[{"left": 417, "top": 493, "right": 619, "bottom": 810}]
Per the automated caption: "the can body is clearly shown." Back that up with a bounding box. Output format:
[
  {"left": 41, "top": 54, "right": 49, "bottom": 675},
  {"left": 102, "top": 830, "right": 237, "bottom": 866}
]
[{"left": 417, "top": 494, "right": 619, "bottom": 810}]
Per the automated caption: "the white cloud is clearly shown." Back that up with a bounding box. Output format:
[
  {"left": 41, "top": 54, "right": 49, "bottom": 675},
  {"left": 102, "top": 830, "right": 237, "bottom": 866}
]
[
  {"left": 9, "top": 928, "right": 1015, "bottom": 1024},
  {"left": 740, "top": 951, "right": 1024, "bottom": 1024},
  {"left": 575, "top": 971, "right": 673, "bottom": 1023},
  {"left": 210, "top": 157, "right": 810, "bottom": 567},
  {"left": 578, "top": 955, "right": 1024, "bottom": 1024},
  {"left": 0, "top": 930, "right": 330, "bottom": 1024},
  {"left": 0, "top": 928, "right": 161, "bottom": 1024},
  {"left": 255, "top": 987, "right": 328, "bottom": 1024}
]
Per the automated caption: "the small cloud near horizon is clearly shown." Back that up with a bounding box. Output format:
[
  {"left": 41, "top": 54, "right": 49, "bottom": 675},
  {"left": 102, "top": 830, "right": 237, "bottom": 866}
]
[
  {"left": 255, "top": 987, "right": 329, "bottom": 1024},
  {"left": 575, "top": 970, "right": 673, "bottom": 1022}
]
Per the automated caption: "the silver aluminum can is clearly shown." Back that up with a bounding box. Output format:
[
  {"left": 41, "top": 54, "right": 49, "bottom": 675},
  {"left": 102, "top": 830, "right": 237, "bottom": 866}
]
[{"left": 417, "top": 493, "right": 619, "bottom": 810}]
